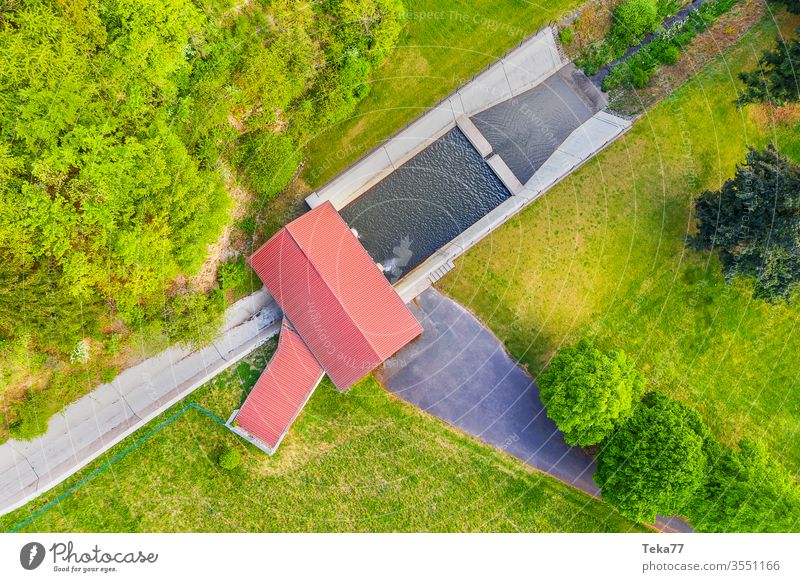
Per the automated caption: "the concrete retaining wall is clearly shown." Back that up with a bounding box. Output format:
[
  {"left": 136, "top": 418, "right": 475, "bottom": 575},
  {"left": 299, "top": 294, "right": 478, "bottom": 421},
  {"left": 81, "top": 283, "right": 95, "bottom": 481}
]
[
  {"left": 396, "top": 110, "right": 631, "bottom": 302},
  {"left": 306, "top": 26, "right": 564, "bottom": 211}
]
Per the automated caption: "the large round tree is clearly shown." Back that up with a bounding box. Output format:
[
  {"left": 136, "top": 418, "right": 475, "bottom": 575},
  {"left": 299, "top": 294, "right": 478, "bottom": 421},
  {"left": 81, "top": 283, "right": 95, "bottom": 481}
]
[
  {"left": 687, "top": 438, "right": 800, "bottom": 532},
  {"left": 538, "top": 339, "right": 646, "bottom": 447},
  {"left": 595, "top": 392, "right": 708, "bottom": 522}
]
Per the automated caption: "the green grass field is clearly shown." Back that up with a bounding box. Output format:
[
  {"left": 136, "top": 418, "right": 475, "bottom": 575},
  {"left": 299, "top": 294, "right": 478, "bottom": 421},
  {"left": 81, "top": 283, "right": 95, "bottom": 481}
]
[
  {"left": 1, "top": 341, "right": 643, "bottom": 533},
  {"left": 301, "top": 0, "right": 580, "bottom": 188},
  {"left": 440, "top": 14, "right": 800, "bottom": 473}
]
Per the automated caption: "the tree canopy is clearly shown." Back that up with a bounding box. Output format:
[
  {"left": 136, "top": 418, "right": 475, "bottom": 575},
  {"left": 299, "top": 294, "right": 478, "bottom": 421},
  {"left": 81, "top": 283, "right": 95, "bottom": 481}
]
[
  {"left": 0, "top": 0, "right": 404, "bottom": 441},
  {"left": 689, "top": 145, "right": 800, "bottom": 302},
  {"left": 688, "top": 438, "right": 800, "bottom": 532},
  {"left": 538, "top": 339, "right": 646, "bottom": 447},
  {"left": 595, "top": 392, "right": 708, "bottom": 522},
  {"left": 737, "top": 37, "right": 800, "bottom": 106}
]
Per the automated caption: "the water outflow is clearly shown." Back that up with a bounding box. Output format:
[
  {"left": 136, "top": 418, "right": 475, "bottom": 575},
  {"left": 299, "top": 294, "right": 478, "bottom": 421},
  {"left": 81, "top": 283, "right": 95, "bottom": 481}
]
[
  {"left": 340, "top": 127, "right": 510, "bottom": 281},
  {"left": 472, "top": 72, "right": 594, "bottom": 184}
]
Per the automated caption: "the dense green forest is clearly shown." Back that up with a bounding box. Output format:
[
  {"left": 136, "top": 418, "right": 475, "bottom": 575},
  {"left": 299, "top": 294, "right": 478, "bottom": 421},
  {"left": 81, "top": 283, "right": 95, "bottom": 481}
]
[{"left": 0, "top": 0, "right": 404, "bottom": 440}]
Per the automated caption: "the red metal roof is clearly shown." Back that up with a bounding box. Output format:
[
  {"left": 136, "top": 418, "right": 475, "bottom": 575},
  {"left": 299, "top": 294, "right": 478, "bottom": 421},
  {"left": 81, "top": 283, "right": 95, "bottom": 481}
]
[
  {"left": 234, "top": 321, "right": 324, "bottom": 452},
  {"left": 250, "top": 201, "right": 422, "bottom": 390}
]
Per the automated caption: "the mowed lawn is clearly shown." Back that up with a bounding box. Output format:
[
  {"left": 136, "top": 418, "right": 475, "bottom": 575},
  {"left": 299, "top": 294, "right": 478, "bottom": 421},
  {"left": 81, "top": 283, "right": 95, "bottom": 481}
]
[
  {"left": 302, "top": 0, "right": 580, "bottom": 188},
  {"left": 1, "top": 341, "right": 643, "bottom": 533},
  {"left": 441, "top": 14, "right": 800, "bottom": 473}
]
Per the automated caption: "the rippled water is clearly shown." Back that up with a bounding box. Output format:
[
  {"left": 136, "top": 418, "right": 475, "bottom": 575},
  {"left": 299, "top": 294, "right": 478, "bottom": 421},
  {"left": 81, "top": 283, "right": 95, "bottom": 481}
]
[
  {"left": 472, "top": 73, "right": 593, "bottom": 184},
  {"left": 340, "top": 128, "right": 510, "bottom": 281}
]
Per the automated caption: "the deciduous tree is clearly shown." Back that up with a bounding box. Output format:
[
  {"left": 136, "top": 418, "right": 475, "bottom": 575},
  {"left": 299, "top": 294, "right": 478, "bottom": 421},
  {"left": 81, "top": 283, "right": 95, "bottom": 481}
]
[
  {"left": 595, "top": 392, "right": 708, "bottom": 522},
  {"left": 538, "top": 339, "right": 646, "bottom": 447}
]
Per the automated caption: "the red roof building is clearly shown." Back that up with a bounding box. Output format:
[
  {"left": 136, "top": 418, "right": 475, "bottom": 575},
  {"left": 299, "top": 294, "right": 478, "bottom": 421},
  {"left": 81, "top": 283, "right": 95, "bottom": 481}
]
[
  {"left": 230, "top": 322, "right": 324, "bottom": 452},
  {"left": 228, "top": 201, "right": 422, "bottom": 453}
]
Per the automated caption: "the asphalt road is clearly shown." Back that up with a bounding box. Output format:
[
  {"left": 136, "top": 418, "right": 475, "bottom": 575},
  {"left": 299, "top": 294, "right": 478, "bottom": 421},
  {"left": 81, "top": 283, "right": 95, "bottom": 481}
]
[{"left": 381, "top": 288, "right": 692, "bottom": 533}]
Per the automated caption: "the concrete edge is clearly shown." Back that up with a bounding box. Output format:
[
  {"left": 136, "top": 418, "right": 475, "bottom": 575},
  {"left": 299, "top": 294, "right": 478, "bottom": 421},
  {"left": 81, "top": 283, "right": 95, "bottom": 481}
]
[
  {"left": 395, "top": 116, "right": 632, "bottom": 303},
  {"left": 486, "top": 154, "right": 524, "bottom": 195},
  {"left": 455, "top": 115, "right": 492, "bottom": 158},
  {"left": 306, "top": 25, "right": 564, "bottom": 211},
  {"left": 0, "top": 322, "right": 281, "bottom": 518}
]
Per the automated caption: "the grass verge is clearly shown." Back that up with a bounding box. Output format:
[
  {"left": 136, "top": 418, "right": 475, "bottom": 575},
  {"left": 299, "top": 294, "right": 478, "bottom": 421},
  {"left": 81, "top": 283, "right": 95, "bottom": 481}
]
[
  {"left": 300, "top": 0, "right": 581, "bottom": 189},
  {"left": 1, "top": 341, "right": 643, "bottom": 533}
]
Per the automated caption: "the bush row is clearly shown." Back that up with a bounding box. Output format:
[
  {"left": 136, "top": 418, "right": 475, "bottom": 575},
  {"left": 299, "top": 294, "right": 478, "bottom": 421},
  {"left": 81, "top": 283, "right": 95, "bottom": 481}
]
[
  {"left": 539, "top": 339, "right": 800, "bottom": 530},
  {"left": 603, "top": 0, "right": 741, "bottom": 90},
  {"left": 576, "top": 0, "right": 680, "bottom": 76}
]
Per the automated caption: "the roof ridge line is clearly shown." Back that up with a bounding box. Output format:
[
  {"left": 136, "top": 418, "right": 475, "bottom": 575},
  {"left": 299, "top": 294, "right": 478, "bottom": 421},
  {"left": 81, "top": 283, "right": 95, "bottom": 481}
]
[
  {"left": 283, "top": 215, "right": 382, "bottom": 385},
  {"left": 294, "top": 203, "right": 417, "bottom": 352}
]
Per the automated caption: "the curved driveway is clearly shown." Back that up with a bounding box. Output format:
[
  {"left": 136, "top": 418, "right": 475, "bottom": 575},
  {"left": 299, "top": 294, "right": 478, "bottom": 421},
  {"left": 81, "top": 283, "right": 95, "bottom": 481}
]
[{"left": 380, "top": 288, "right": 691, "bottom": 532}]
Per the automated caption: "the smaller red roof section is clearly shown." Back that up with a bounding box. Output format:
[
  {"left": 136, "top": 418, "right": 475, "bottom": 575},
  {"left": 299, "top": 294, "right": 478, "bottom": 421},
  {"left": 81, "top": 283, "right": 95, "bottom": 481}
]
[
  {"left": 250, "top": 201, "right": 422, "bottom": 390},
  {"left": 234, "top": 321, "right": 323, "bottom": 452}
]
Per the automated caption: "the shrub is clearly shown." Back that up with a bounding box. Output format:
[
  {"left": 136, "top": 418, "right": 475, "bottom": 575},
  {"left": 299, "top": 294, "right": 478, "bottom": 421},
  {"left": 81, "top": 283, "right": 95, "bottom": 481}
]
[
  {"left": 538, "top": 339, "right": 646, "bottom": 447},
  {"left": 218, "top": 447, "right": 242, "bottom": 471},
  {"left": 218, "top": 257, "right": 247, "bottom": 292},
  {"left": 630, "top": 64, "right": 652, "bottom": 88},
  {"left": 595, "top": 392, "right": 708, "bottom": 522},
  {"left": 234, "top": 132, "right": 302, "bottom": 202},
  {"left": 612, "top": 0, "right": 660, "bottom": 47},
  {"left": 237, "top": 217, "right": 257, "bottom": 237},
  {"left": 559, "top": 26, "right": 575, "bottom": 46},
  {"left": 163, "top": 289, "right": 226, "bottom": 349},
  {"left": 8, "top": 393, "right": 50, "bottom": 441},
  {"left": 654, "top": 43, "right": 680, "bottom": 65},
  {"left": 687, "top": 439, "right": 800, "bottom": 532}
]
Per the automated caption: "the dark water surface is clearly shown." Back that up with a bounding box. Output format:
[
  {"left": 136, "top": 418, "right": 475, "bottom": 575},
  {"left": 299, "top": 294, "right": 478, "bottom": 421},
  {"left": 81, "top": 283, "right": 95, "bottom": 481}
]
[
  {"left": 472, "top": 73, "right": 594, "bottom": 183},
  {"left": 340, "top": 128, "right": 510, "bottom": 281}
]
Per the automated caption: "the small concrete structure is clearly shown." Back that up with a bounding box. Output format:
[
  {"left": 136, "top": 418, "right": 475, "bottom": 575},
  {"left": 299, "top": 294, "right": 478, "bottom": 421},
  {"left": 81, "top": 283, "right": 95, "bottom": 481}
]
[
  {"left": 455, "top": 116, "right": 492, "bottom": 158},
  {"left": 486, "top": 154, "right": 524, "bottom": 195},
  {"left": 0, "top": 290, "right": 281, "bottom": 516}
]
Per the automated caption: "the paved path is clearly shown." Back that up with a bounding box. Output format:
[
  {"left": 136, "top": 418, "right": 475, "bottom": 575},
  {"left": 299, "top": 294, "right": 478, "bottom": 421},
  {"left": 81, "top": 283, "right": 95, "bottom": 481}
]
[
  {"left": 0, "top": 290, "right": 282, "bottom": 516},
  {"left": 381, "top": 288, "right": 692, "bottom": 532}
]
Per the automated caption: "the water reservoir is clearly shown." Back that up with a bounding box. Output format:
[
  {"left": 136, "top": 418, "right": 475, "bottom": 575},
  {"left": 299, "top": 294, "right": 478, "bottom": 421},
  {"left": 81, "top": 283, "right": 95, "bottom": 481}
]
[{"left": 340, "top": 127, "right": 510, "bottom": 281}]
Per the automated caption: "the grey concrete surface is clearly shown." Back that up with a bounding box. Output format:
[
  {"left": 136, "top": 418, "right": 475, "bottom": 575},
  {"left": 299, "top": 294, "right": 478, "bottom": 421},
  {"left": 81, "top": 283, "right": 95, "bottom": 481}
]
[
  {"left": 526, "top": 110, "right": 631, "bottom": 192},
  {"left": 486, "top": 154, "right": 524, "bottom": 194},
  {"left": 472, "top": 68, "right": 596, "bottom": 184},
  {"left": 0, "top": 291, "right": 282, "bottom": 516},
  {"left": 382, "top": 288, "right": 598, "bottom": 494},
  {"left": 456, "top": 115, "right": 493, "bottom": 158}
]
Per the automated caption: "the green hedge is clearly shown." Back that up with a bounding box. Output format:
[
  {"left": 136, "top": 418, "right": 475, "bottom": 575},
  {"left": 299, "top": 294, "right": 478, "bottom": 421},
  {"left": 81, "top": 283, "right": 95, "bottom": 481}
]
[{"left": 603, "top": 0, "right": 741, "bottom": 90}]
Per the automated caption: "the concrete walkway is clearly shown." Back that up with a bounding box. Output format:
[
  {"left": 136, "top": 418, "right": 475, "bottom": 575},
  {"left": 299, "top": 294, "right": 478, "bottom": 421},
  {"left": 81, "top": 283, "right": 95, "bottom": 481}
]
[
  {"left": 380, "top": 288, "right": 692, "bottom": 533},
  {"left": 0, "top": 290, "right": 282, "bottom": 516}
]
